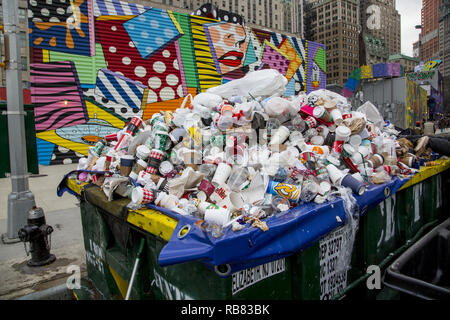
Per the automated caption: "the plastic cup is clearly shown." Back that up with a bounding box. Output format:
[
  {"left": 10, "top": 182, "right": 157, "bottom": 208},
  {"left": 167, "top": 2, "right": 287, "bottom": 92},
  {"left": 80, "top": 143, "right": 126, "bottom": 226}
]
[
  {"left": 211, "top": 162, "right": 232, "bottom": 187},
  {"left": 227, "top": 167, "right": 249, "bottom": 191},
  {"left": 269, "top": 126, "right": 290, "bottom": 145}
]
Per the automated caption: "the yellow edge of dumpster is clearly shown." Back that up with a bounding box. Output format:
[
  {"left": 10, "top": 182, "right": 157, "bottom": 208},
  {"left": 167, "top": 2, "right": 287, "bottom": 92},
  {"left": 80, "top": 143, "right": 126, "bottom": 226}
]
[
  {"left": 399, "top": 158, "right": 450, "bottom": 191},
  {"left": 66, "top": 178, "right": 89, "bottom": 195},
  {"left": 108, "top": 265, "right": 129, "bottom": 299},
  {"left": 126, "top": 209, "right": 178, "bottom": 242},
  {"left": 65, "top": 178, "right": 178, "bottom": 241}
]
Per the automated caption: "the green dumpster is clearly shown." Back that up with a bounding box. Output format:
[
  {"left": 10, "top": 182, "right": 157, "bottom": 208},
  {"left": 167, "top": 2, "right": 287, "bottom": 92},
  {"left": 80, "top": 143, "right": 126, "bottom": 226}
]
[
  {"left": 73, "top": 183, "right": 292, "bottom": 300},
  {"left": 0, "top": 103, "right": 39, "bottom": 178},
  {"left": 63, "top": 159, "right": 449, "bottom": 301},
  {"left": 288, "top": 159, "right": 450, "bottom": 300}
]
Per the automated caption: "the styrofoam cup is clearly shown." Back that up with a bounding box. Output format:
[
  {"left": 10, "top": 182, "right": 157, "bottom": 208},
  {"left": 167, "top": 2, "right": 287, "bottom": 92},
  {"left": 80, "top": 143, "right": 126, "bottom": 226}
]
[
  {"left": 211, "top": 162, "right": 232, "bottom": 187},
  {"left": 326, "top": 164, "right": 345, "bottom": 185}
]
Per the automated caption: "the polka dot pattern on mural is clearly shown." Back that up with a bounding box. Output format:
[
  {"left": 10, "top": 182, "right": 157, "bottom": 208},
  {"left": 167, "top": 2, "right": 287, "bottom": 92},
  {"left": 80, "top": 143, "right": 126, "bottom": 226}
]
[
  {"left": 123, "top": 8, "right": 182, "bottom": 59},
  {"left": 96, "top": 18, "right": 187, "bottom": 104}
]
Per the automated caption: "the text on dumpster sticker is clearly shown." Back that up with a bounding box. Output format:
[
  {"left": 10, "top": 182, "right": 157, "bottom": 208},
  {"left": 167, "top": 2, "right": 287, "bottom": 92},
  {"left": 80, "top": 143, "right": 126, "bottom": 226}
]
[
  {"left": 85, "top": 239, "right": 105, "bottom": 275},
  {"left": 232, "top": 258, "right": 285, "bottom": 295},
  {"left": 319, "top": 227, "right": 349, "bottom": 300}
]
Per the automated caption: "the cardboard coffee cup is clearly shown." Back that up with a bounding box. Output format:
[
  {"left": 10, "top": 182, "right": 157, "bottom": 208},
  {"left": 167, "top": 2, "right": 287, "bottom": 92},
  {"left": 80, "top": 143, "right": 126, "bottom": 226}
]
[
  {"left": 368, "top": 154, "right": 384, "bottom": 168},
  {"left": 120, "top": 155, "right": 134, "bottom": 176}
]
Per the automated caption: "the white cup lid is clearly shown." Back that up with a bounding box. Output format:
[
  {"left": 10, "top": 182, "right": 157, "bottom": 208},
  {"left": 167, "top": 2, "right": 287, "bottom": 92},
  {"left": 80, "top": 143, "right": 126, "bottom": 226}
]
[
  {"left": 131, "top": 187, "right": 143, "bottom": 204},
  {"left": 336, "top": 126, "right": 351, "bottom": 138}
]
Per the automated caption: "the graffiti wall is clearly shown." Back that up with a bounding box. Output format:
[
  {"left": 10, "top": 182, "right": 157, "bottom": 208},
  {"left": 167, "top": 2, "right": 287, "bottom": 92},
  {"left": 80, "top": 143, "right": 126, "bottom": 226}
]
[
  {"left": 406, "top": 78, "right": 428, "bottom": 128},
  {"left": 28, "top": 0, "right": 326, "bottom": 165}
]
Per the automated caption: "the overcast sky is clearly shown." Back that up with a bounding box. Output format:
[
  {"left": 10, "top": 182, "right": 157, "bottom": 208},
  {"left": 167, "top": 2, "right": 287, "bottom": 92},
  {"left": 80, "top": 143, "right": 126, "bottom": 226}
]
[{"left": 396, "top": 0, "right": 422, "bottom": 57}]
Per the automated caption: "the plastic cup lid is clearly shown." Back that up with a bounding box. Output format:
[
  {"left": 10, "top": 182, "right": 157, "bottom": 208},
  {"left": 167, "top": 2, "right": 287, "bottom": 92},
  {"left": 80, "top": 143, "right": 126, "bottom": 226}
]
[
  {"left": 336, "top": 126, "right": 351, "bottom": 138},
  {"left": 131, "top": 187, "right": 143, "bottom": 204},
  {"left": 159, "top": 161, "right": 174, "bottom": 174}
]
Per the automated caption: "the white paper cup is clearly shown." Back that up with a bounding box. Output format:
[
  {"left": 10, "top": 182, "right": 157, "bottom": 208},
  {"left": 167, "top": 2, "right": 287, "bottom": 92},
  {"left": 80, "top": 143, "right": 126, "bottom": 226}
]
[
  {"left": 270, "top": 126, "right": 290, "bottom": 145},
  {"left": 330, "top": 109, "right": 343, "bottom": 125},
  {"left": 349, "top": 135, "right": 362, "bottom": 147},
  {"left": 204, "top": 208, "right": 231, "bottom": 227},
  {"left": 326, "top": 164, "right": 345, "bottom": 185},
  {"left": 335, "top": 126, "right": 351, "bottom": 142},
  {"left": 211, "top": 162, "right": 232, "bottom": 187}
]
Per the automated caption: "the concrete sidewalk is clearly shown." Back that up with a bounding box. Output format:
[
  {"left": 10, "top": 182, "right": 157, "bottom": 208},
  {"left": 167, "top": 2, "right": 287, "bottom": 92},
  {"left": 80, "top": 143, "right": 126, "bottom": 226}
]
[{"left": 0, "top": 164, "right": 86, "bottom": 300}]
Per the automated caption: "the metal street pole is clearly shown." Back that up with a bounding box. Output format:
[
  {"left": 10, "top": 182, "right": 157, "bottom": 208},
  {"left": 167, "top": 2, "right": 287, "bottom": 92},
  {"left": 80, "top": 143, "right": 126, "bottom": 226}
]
[{"left": 2, "top": 0, "right": 36, "bottom": 243}]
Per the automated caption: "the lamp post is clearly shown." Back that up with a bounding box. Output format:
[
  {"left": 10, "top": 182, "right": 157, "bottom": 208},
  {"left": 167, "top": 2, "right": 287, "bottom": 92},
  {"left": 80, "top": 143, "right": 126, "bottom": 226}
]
[{"left": 1, "top": 0, "right": 36, "bottom": 243}]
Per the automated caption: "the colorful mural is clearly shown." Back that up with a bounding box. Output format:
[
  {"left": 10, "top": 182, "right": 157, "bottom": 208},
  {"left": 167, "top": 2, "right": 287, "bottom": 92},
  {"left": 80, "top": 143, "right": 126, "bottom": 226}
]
[
  {"left": 341, "top": 63, "right": 403, "bottom": 98},
  {"left": 406, "top": 78, "right": 428, "bottom": 129},
  {"left": 28, "top": 0, "right": 326, "bottom": 165}
]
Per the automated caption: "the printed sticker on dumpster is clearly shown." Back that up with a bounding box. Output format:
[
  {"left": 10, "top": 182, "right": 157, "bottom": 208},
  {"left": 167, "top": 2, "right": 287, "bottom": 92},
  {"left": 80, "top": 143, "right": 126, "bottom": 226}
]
[
  {"left": 232, "top": 258, "right": 285, "bottom": 295},
  {"left": 319, "top": 226, "right": 350, "bottom": 300}
]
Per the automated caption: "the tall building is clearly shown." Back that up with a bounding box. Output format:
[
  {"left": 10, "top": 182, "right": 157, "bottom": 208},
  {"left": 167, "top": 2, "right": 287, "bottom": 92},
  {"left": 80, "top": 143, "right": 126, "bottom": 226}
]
[
  {"left": 438, "top": 0, "right": 450, "bottom": 78},
  {"left": 413, "top": 40, "right": 421, "bottom": 59},
  {"left": 0, "top": 0, "right": 29, "bottom": 89},
  {"left": 306, "top": 0, "right": 360, "bottom": 86},
  {"left": 146, "top": 0, "right": 304, "bottom": 37},
  {"left": 359, "top": 0, "right": 401, "bottom": 65},
  {"left": 387, "top": 54, "right": 419, "bottom": 74},
  {"left": 420, "top": 0, "right": 443, "bottom": 62}
]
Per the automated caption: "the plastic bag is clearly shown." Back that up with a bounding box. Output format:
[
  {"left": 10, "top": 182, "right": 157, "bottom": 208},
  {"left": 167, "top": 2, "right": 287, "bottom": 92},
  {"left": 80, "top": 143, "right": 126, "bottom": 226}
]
[
  {"left": 192, "top": 92, "right": 223, "bottom": 110},
  {"left": 206, "top": 69, "right": 288, "bottom": 99},
  {"left": 263, "top": 97, "right": 291, "bottom": 117},
  {"left": 357, "top": 101, "right": 385, "bottom": 129}
]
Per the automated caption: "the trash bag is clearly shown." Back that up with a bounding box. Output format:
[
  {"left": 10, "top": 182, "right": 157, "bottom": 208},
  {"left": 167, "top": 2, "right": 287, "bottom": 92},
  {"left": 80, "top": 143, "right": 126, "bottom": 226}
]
[
  {"left": 206, "top": 69, "right": 288, "bottom": 99},
  {"left": 356, "top": 101, "right": 384, "bottom": 129}
]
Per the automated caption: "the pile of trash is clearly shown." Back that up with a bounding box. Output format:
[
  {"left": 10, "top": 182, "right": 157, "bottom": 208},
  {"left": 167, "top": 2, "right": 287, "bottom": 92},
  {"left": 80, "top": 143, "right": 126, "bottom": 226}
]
[{"left": 73, "top": 69, "right": 427, "bottom": 237}]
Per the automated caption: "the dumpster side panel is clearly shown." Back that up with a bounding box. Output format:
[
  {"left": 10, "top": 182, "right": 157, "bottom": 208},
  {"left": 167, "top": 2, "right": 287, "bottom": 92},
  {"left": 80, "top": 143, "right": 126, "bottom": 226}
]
[{"left": 80, "top": 201, "right": 122, "bottom": 299}]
